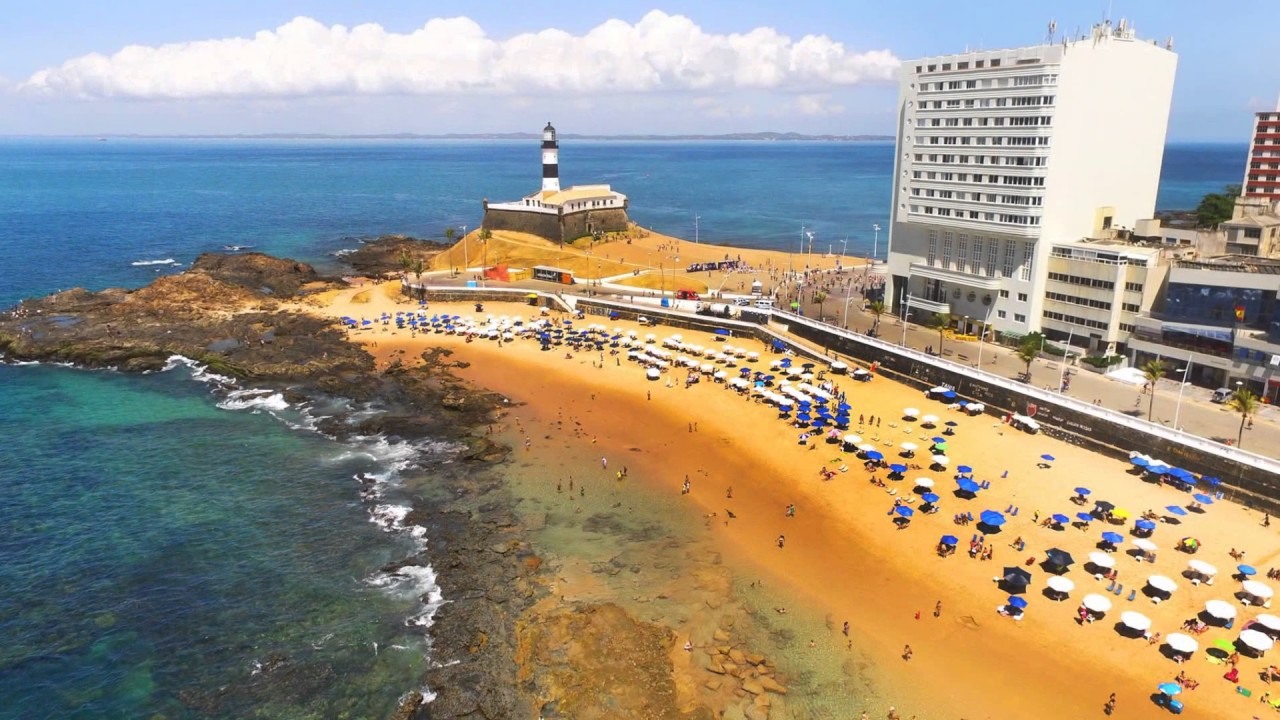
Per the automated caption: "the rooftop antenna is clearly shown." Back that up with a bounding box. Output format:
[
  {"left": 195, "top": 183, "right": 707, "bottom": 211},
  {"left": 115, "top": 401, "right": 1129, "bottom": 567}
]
[
  {"left": 1046, "top": 18, "right": 1057, "bottom": 44},
  {"left": 1165, "top": 36, "right": 1174, "bottom": 50}
]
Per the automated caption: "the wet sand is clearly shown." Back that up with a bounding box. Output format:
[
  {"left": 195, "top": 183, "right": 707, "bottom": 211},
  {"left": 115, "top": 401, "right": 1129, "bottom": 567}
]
[{"left": 312, "top": 285, "right": 1280, "bottom": 719}]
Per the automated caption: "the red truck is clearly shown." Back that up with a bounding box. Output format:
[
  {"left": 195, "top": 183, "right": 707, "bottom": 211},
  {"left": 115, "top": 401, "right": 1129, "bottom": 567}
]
[{"left": 675, "top": 289, "right": 700, "bottom": 300}]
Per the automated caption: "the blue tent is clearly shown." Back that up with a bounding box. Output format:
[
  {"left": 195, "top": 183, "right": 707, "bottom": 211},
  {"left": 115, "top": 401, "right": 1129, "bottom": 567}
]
[
  {"left": 1135, "top": 519, "right": 1157, "bottom": 531},
  {"left": 1192, "top": 493, "right": 1214, "bottom": 504},
  {"left": 980, "top": 510, "right": 1007, "bottom": 527},
  {"left": 895, "top": 505, "right": 915, "bottom": 518},
  {"left": 1165, "top": 505, "right": 1188, "bottom": 517},
  {"left": 921, "top": 492, "right": 941, "bottom": 503},
  {"left": 940, "top": 534, "right": 959, "bottom": 546},
  {"left": 957, "top": 478, "right": 981, "bottom": 493},
  {"left": 1007, "top": 596, "right": 1029, "bottom": 609},
  {"left": 1101, "top": 531, "right": 1124, "bottom": 544}
]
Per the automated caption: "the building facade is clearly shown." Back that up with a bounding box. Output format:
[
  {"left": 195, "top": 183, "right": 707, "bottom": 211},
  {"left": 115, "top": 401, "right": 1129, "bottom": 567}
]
[
  {"left": 1243, "top": 100, "right": 1280, "bottom": 207},
  {"left": 482, "top": 123, "right": 630, "bottom": 244},
  {"left": 884, "top": 20, "right": 1177, "bottom": 340},
  {"left": 1041, "top": 240, "right": 1165, "bottom": 354}
]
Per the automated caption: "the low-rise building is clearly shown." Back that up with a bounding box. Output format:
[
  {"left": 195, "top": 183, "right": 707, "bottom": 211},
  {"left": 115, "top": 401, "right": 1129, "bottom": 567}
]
[{"left": 1040, "top": 239, "right": 1166, "bottom": 355}]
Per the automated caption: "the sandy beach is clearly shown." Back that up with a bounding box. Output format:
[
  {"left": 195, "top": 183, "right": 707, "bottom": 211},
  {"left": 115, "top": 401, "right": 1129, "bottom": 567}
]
[{"left": 305, "top": 281, "right": 1280, "bottom": 719}]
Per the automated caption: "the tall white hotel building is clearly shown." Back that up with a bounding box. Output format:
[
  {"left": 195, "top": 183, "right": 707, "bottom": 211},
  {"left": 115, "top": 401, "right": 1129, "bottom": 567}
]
[{"left": 884, "top": 20, "right": 1177, "bottom": 340}]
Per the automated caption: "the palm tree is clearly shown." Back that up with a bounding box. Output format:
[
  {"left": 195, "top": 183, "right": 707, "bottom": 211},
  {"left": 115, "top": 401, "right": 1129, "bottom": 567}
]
[
  {"left": 867, "top": 301, "right": 885, "bottom": 333},
  {"left": 814, "top": 291, "right": 828, "bottom": 321},
  {"left": 1014, "top": 339, "right": 1039, "bottom": 381},
  {"left": 1228, "top": 388, "right": 1259, "bottom": 449},
  {"left": 398, "top": 248, "right": 413, "bottom": 281},
  {"left": 1140, "top": 359, "right": 1166, "bottom": 421},
  {"left": 928, "top": 313, "right": 951, "bottom": 355}
]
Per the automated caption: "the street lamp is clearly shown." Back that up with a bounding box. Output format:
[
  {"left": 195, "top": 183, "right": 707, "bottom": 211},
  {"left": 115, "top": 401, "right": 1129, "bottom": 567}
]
[
  {"left": 1172, "top": 361, "right": 1193, "bottom": 430},
  {"left": 872, "top": 223, "right": 881, "bottom": 264},
  {"left": 461, "top": 224, "right": 469, "bottom": 276},
  {"left": 694, "top": 214, "right": 700, "bottom": 244},
  {"left": 1056, "top": 326, "right": 1076, "bottom": 392},
  {"left": 840, "top": 236, "right": 849, "bottom": 265},
  {"left": 805, "top": 230, "right": 815, "bottom": 265},
  {"left": 975, "top": 304, "right": 993, "bottom": 368}
]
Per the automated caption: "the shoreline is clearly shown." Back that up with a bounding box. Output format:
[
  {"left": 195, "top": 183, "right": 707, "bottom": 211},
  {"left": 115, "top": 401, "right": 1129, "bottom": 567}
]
[{"left": 329, "top": 285, "right": 1280, "bottom": 719}]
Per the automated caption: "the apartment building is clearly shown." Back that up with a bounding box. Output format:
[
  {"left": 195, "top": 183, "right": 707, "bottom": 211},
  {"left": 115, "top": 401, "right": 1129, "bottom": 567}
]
[
  {"left": 1042, "top": 240, "right": 1165, "bottom": 354},
  {"left": 1242, "top": 100, "right": 1280, "bottom": 207},
  {"left": 884, "top": 20, "right": 1177, "bottom": 340}
]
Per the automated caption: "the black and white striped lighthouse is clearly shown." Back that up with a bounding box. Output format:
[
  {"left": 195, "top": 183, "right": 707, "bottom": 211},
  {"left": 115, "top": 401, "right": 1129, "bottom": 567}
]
[{"left": 541, "top": 121, "right": 560, "bottom": 193}]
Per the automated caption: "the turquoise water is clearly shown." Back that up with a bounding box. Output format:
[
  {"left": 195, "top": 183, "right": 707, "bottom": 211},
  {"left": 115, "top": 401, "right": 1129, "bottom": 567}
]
[{"left": 0, "top": 138, "right": 1248, "bottom": 718}]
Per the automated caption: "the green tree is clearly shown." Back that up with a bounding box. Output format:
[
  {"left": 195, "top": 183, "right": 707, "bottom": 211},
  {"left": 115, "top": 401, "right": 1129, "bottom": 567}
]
[
  {"left": 398, "top": 248, "right": 412, "bottom": 280},
  {"left": 1194, "top": 184, "right": 1240, "bottom": 228},
  {"left": 814, "top": 291, "right": 828, "bottom": 321},
  {"left": 1015, "top": 337, "right": 1040, "bottom": 381},
  {"left": 1140, "top": 359, "right": 1166, "bottom": 421},
  {"left": 478, "top": 227, "right": 492, "bottom": 241},
  {"left": 1228, "top": 388, "right": 1259, "bottom": 449},
  {"left": 867, "top": 301, "right": 885, "bottom": 333},
  {"left": 444, "top": 227, "right": 457, "bottom": 243},
  {"left": 928, "top": 313, "right": 951, "bottom": 355}
]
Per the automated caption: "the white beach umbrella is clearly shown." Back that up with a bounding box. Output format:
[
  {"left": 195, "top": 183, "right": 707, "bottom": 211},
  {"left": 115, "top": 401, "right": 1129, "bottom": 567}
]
[
  {"left": 1255, "top": 614, "right": 1280, "bottom": 632},
  {"left": 1165, "top": 633, "right": 1198, "bottom": 654},
  {"left": 769, "top": 359, "right": 782, "bottom": 369},
  {"left": 700, "top": 364, "right": 715, "bottom": 374},
  {"left": 831, "top": 361, "right": 848, "bottom": 372},
  {"left": 1147, "top": 575, "right": 1178, "bottom": 594},
  {"left": 1046, "top": 576, "right": 1075, "bottom": 594},
  {"left": 842, "top": 434, "right": 862, "bottom": 445},
  {"left": 903, "top": 407, "right": 920, "bottom": 418},
  {"left": 929, "top": 386, "right": 950, "bottom": 394},
  {"left": 1188, "top": 560, "right": 1218, "bottom": 577},
  {"left": 931, "top": 454, "right": 950, "bottom": 466},
  {"left": 858, "top": 443, "right": 878, "bottom": 452},
  {"left": 1241, "top": 629, "right": 1276, "bottom": 652},
  {"left": 1205, "top": 600, "right": 1237, "bottom": 620},
  {"left": 1120, "top": 611, "right": 1152, "bottom": 632},
  {"left": 1132, "top": 539, "right": 1158, "bottom": 552},
  {"left": 1088, "top": 552, "right": 1116, "bottom": 569},
  {"left": 645, "top": 368, "right": 661, "bottom": 381},
  {"left": 670, "top": 333, "right": 683, "bottom": 343},
  {"left": 1244, "top": 580, "right": 1276, "bottom": 600},
  {"left": 914, "top": 477, "right": 935, "bottom": 488},
  {"left": 746, "top": 351, "right": 759, "bottom": 361},
  {"left": 713, "top": 370, "right": 728, "bottom": 380},
  {"left": 901, "top": 442, "right": 918, "bottom": 452},
  {"left": 645, "top": 333, "right": 656, "bottom": 342},
  {"left": 1081, "top": 594, "right": 1112, "bottom": 613},
  {"left": 921, "top": 414, "right": 940, "bottom": 424}
]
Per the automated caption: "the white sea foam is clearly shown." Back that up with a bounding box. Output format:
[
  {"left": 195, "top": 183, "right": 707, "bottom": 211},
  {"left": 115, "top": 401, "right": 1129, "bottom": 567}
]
[
  {"left": 217, "top": 388, "right": 290, "bottom": 412},
  {"left": 162, "top": 354, "right": 236, "bottom": 387},
  {"left": 131, "top": 258, "right": 178, "bottom": 266}
]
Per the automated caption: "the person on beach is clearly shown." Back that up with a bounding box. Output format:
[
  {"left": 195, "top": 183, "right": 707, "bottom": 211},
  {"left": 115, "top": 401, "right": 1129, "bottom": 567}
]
[
  {"left": 601, "top": 456, "right": 608, "bottom": 469},
  {"left": 1104, "top": 693, "right": 1116, "bottom": 715},
  {"left": 777, "top": 535, "right": 786, "bottom": 548},
  {"left": 934, "top": 601, "right": 942, "bottom": 618},
  {"left": 727, "top": 486, "right": 733, "bottom": 499},
  {"left": 843, "top": 621, "right": 850, "bottom": 636},
  {"left": 902, "top": 645, "right": 913, "bottom": 661}
]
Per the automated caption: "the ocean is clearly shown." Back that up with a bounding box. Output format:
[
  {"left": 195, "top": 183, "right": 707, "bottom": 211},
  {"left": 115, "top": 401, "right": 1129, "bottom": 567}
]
[{"left": 0, "top": 138, "right": 1247, "bottom": 718}]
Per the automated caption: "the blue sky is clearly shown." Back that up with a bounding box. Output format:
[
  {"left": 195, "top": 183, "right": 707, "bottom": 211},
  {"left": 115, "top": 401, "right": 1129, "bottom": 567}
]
[{"left": 0, "top": 0, "right": 1274, "bottom": 140}]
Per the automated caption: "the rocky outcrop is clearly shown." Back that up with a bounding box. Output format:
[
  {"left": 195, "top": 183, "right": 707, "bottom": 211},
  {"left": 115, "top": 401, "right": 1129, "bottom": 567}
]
[{"left": 342, "top": 235, "right": 446, "bottom": 278}]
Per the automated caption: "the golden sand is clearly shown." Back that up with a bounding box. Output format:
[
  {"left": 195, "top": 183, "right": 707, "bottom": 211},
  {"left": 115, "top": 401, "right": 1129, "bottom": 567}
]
[{"left": 308, "top": 286, "right": 1280, "bottom": 719}]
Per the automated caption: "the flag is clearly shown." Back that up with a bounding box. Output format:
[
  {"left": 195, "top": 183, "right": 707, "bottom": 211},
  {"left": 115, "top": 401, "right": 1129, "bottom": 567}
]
[{"left": 1235, "top": 305, "right": 1246, "bottom": 322}]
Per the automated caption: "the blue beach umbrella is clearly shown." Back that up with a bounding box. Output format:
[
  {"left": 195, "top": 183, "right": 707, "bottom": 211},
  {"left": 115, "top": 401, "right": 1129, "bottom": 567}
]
[
  {"left": 895, "top": 505, "right": 915, "bottom": 518},
  {"left": 1074, "top": 487, "right": 1092, "bottom": 496},
  {"left": 1135, "top": 519, "right": 1157, "bottom": 531},
  {"left": 957, "top": 465, "right": 973, "bottom": 474},
  {"left": 1007, "top": 596, "right": 1029, "bottom": 609},
  {"left": 980, "top": 510, "right": 1007, "bottom": 527},
  {"left": 1193, "top": 493, "right": 1215, "bottom": 504},
  {"left": 1157, "top": 682, "right": 1182, "bottom": 697},
  {"left": 1203, "top": 476, "right": 1222, "bottom": 487},
  {"left": 921, "top": 492, "right": 941, "bottom": 503},
  {"left": 957, "top": 478, "right": 981, "bottom": 493},
  {"left": 932, "top": 436, "right": 947, "bottom": 444},
  {"left": 940, "top": 534, "right": 959, "bottom": 546},
  {"left": 796, "top": 413, "right": 812, "bottom": 421},
  {"left": 1051, "top": 514, "right": 1070, "bottom": 525},
  {"left": 1130, "top": 456, "right": 1150, "bottom": 467},
  {"left": 838, "top": 403, "right": 852, "bottom": 412},
  {"left": 1076, "top": 512, "right": 1094, "bottom": 523},
  {"left": 1239, "top": 564, "right": 1258, "bottom": 576},
  {"left": 889, "top": 463, "right": 908, "bottom": 473},
  {"left": 1002, "top": 567, "right": 1033, "bottom": 587},
  {"left": 866, "top": 451, "right": 885, "bottom": 461},
  {"left": 811, "top": 419, "right": 828, "bottom": 428},
  {"left": 1165, "top": 505, "right": 1188, "bottom": 517},
  {"left": 1041, "top": 454, "right": 1055, "bottom": 462},
  {"left": 1101, "top": 531, "right": 1124, "bottom": 544}
]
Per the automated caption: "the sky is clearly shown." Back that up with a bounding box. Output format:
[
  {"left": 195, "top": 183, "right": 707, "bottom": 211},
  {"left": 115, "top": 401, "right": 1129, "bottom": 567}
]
[{"left": 0, "top": 0, "right": 1275, "bottom": 140}]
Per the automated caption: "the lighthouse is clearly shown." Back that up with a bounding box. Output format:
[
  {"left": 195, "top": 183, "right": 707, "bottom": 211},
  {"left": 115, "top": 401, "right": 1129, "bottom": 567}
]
[{"left": 541, "top": 122, "right": 560, "bottom": 193}]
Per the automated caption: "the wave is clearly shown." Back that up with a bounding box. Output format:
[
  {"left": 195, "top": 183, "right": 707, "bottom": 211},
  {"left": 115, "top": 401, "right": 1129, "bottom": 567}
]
[
  {"left": 217, "top": 388, "right": 290, "bottom": 413},
  {"left": 131, "top": 258, "right": 179, "bottom": 267}
]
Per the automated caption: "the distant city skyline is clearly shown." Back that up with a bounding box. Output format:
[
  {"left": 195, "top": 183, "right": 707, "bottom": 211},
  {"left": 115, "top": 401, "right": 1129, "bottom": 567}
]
[{"left": 1, "top": 1, "right": 1276, "bottom": 141}]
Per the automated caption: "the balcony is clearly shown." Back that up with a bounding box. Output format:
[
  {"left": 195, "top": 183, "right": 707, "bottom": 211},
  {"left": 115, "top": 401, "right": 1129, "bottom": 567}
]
[
  {"left": 909, "top": 262, "right": 1004, "bottom": 290},
  {"left": 905, "top": 295, "right": 951, "bottom": 314}
]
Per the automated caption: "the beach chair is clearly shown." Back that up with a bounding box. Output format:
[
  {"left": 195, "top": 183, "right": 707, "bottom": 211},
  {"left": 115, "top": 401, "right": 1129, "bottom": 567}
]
[
  {"left": 1113, "top": 584, "right": 1123, "bottom": 596},
  {"left": 1010, "top": 507, "right": 1019, "bottom": 516},
  {"left": 1105, "top": 580, "right": 1116, "bottom": 592}
]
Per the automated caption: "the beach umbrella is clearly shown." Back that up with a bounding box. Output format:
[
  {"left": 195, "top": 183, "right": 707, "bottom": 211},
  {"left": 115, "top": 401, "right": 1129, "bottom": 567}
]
[
  {"left": 1101, "top": 531, "right": 1124, "bottom": 544},
  {"left": 838, "top": 403, "right": 852, "bottom": 411},
  {"left": 1050, "top": 513, "right": 1070, "bottom": 525},
  {"left": 957, "top": 478, "right": 981, "bottom": 493},
  {"left": 1165, "top": 505, "right": 1188, "bottom": 517},
  {"left": 1187, "top": 560, "right": 1217, "bottom": 577},
  {"left": 921, "top": 414, "right": 939, "bottom": 424},
  {"left": 1121, "top": 611, "right": 1152, "bottom": 632},
  {"left": 1241, "top": 629, "right": 1276, "bottom": 652},
  {"left": 945, "top": 421, "right": 959, "bottom": 428},
  {"left": 1074, "top": 487, "right": 1092, "bottom": 496},
  {"left": 1045, "top": 548, "right": 1075, "bottom": 568},
  {"left": 1213, "top": 638, "right": 1236, "bottom": 653},
  {"left": 1204, "top": 476, "right": 1222, "bottom": 487},
  {"left": 1007, "top": 596, "right": 1029, "bottom": 609},
  {"left": 981, "top": 510, "right": 1007, "bottom": 527},
  {"left": 1075, "top": 512, "right": 1094, "bottom": 523},
  {"left": 843, "top": 434, "right": 863, "bottom": 444},
  {"left": 1002, "top": 567, "right": 1033, "bottom": 587},
  {"left": 921, "top": 492, "right": 941, "bottom": 503},
  {"left": 1088, "top": 551, "right": 1116, "bottom": 569},
  {"left": 1111, "top": 508, "right": 1131, "bottom": 520},
  {"left": 1130, "top": 456, "right": 1151, "bottom": 467},
  {"left": 888, "top": 463, "right": 908, "bottom": 473},
  {"left": 866, "top": 451, "right": 884, "bottom": 461},
  {"left": 1081, "top": 593, "right": 1112, "bottom": 613},
  {"left": 1239, "top": 564, "right": 1259, "bottom": 576},
  {"left": 1132, "top": 539, "right": 1158, "bottom": 552},
  {"left": 931, "top": 454, "right": 950, "bottom": 466},
  {"left": 957, "top": 465, "right": 973, "bottom": 474},
  {"left": 1165, "top": 634, "right": 1198, "bottom": 655},
  {"left": 1041, "top": 454, "right": 1055, "bottom": 463},
  {"left": 1205, "top": 600, "right": 1237, "bottom": 620},
  {"left": 1135, "top": 519, "right": 1157, "bottom": 531},
  {"left": 1094, "top": 500, "right": 1116, "bottom": 513},
  {"left": 858, "top": 443, "right": 877, "bottom": 453},
  {"left": 940, "top": 534, "right": 959, "bottom": 546},
  {"left": 1254, "top": 614, "right": 1280, "bottom": 632},
  {"left": 931, "top": 436, "right": 947, "bottom": 444},
  {"left": 903, "top": 407, "right": 920, "bottom": 418},
  {"left": 1156, "top": 682, "right": 1183, "bottom": 697},
  {"left": 1243, "top": 580, "right": 1275, "bottom": 600},
  {"left": 796, "top": 412, "right": 812, "bottom": 421},
  {"left": 914, "top": 477, "right": 935, "bottom": 488},
  {"left": 1046, "top": 576, "right": 1075, "bottom": 594},
  {"left": 895, "top": 505, "right": 915, "bottom": 518},
  {"left": 1193, "top": 493, "right": 1215, "bottom": 505},
  {"left": 1147, "top": 575, "right": 1178, "bottom": 594},
  {"left": 901, "top": 442, "right": 918, "bottom": 452}
]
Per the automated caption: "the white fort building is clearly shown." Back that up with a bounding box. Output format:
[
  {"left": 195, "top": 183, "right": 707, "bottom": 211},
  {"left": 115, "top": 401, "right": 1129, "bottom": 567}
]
[{"left": 883, "top": 20, "right": 1177, "bottom": 345}]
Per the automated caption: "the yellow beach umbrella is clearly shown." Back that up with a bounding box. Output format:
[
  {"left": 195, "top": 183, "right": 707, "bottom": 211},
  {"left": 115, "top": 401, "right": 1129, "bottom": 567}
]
[{"left": 1111, "top": 508, "right": 1131, "bottom": 520}]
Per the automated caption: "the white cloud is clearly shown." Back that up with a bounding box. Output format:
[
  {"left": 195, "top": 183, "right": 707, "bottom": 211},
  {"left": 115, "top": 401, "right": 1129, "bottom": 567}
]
[
  {"left": 20, "top": 11, "right": 898, "bottom": 100},
  {"left": 794, "top": 94, "right": 844, "bottom": 116}
]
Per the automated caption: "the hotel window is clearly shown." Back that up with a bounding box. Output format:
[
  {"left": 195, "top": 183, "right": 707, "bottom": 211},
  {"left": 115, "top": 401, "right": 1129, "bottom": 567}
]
[
  {"left": 956, "top": 234, "right": 969, "bottom": 271},
  {"left": 927, "top": 230, "right": 938, "bottom": 266},
  {"left": 1020, "top": 241, "right": 1034, "bottom": 281},
  {"left": 1017, "top": 292, "right": 1028, "bottom": 302},
  {"left": 1002, "top": 240, "right": 1016, "bottom": 278},
  {"left": 985, "top": 238, "right": 998, "bottom": 276},
  {"left": 999, "top": 289, "right": 1009, "bottom": 298},
  {"left": 972, "top": 237, "right": 985, "bottom": 274},
  {"left": 1014, "top": 313, "right": 1026, "bottom": 323},
  {"left": 997, "top": 310, "right": 1007, "bottom": 319},
  {"left": 941, "top": 232, "right": 955, "bottom": 267}
]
